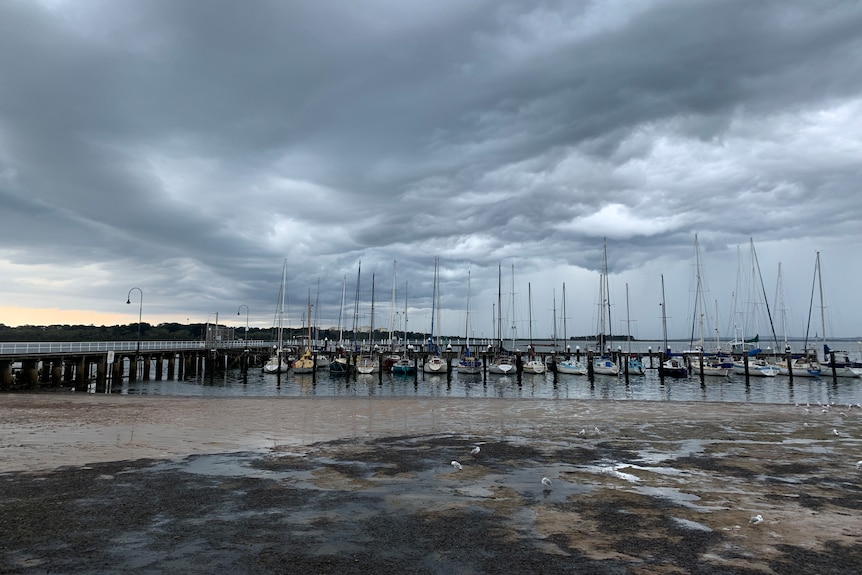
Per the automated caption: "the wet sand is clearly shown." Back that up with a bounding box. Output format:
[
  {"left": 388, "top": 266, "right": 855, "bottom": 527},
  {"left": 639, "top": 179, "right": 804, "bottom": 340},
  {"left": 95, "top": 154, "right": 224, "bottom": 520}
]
[{"left": 2, "top": 394, "right": 862, "bottom": 573}]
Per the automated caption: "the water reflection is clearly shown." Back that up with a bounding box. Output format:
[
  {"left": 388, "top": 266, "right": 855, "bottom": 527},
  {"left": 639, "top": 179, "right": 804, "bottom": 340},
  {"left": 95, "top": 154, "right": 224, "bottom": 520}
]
[{"left": 108, "top": 367, "right": 862, "bottom": 406}]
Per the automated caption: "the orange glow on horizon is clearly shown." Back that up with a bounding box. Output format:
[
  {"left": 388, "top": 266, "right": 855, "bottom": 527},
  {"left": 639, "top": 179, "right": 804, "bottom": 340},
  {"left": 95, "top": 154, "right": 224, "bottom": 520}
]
[{"left": 0, "top": 306, "right": 157, "bottom": 327}]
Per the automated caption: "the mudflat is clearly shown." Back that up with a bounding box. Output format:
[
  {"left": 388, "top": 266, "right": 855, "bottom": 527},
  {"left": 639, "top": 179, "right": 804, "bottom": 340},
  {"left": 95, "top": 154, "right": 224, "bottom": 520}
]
[{"left": 2, "top": 394, "right": 861, "bottom": 574}]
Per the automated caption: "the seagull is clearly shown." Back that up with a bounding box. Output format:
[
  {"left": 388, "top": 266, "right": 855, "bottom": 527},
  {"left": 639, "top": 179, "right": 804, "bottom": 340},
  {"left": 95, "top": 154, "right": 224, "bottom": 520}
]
[
  {"left": 593, "top": 426, "right": 601, "bottom": 434},
  {"left": 833, "top": 429, "right": 840, "bottom": 436},
  {"left": 855, "top": 460, "right": 862, "bottom": 470},
  {"left": 541, "top": 477, "right": 552, "bottom": 488},
  {"left": 451, "top": 460, "right": 463, "bottom": 470},
  {"left": 749, "top": 514, "right": 763, "bottom": 525},
  {"left": 578, "top": 428, "right": 586, "bottom": 436},
  {"left": 471, "top": 446, "right": 481, "bottom": 455}
]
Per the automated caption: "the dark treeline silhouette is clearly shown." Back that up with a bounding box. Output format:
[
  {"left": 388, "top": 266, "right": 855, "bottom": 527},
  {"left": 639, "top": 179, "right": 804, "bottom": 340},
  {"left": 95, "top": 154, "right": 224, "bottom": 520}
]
[
  {"left": 0, "top": 323, "right": 637, "bottom": 345},
  {"left": 0, "top": 323, "right": 433, "bottom": 345}
]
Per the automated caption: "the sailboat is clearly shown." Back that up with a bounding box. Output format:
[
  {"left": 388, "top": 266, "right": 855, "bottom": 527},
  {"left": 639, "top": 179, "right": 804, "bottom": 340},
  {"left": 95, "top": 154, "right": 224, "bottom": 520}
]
[
  {"left": 357, "top": 272, "right": 379, "bottom": 374},
  {"left": 686, "top": 235, "right": 732, "bottom": 377},
  {"left": 423, "top": 258, "right": 446, "bottom": 373},
  {"left": 291, "top": 290, "right": 316, "bottom": 374},
  {"left": 392, "top": 280, "right": 416, "bottom": 375},
  {"left": 329, "top": 274, "right": 352, "bottom": 376},
  {"left": 810, "top": 251, "right": 862, "bottom": 378},
  {"left": 730, "top": 239, "right": 780, "bottom": 377},
  {"left": 488, "top": 263, "right": 515, "bottom": 375},
  {"left": 522, "top": 281, "right": 545, "bottom": 374},
  {"left": 774, "top": 261, "right": 819, "bottom": 377},
  {"left": 660, "top": 274, "right": 688, "bottom": 378},
  {"left": 262, "top": 259, "right": 291, "bottom": 374},
  {"left": 624, "top": 283, "right": 645, "bottom": 375},
  {"left": 457, "top": 270, "right": 483, "bottom": 375},
  {"left": 556, "top": 282, "right": 587, "bottom": 375},
  {"left": 592, "top": 240, "right": 620, "bottom": 376},
  {"left": 381, "top": 260, "right": 401, "bottom": 371}
]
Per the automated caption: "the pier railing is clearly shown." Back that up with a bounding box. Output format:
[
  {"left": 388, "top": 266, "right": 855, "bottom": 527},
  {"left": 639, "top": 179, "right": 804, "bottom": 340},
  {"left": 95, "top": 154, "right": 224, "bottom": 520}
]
[{"left": 0, "top": 340, "right": 273, "bottom": 356}]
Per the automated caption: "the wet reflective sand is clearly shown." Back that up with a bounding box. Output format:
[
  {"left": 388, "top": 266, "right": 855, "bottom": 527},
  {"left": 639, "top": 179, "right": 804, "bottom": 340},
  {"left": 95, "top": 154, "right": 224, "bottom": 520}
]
[{"left": 2, "top": 394, "right": 861, "bottom": 573}]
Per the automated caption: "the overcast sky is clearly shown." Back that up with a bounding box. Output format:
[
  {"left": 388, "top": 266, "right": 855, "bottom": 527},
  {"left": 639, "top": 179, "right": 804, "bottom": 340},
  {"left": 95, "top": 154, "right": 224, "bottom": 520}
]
[{"left": 2, "top": 0, "right": 861, "bottom": 348}]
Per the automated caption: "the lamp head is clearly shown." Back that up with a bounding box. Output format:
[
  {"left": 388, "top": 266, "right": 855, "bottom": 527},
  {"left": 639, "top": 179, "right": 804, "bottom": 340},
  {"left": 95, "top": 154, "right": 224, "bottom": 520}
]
[{"left": 126, "top": 299, "right": 131, "bottom": 305}]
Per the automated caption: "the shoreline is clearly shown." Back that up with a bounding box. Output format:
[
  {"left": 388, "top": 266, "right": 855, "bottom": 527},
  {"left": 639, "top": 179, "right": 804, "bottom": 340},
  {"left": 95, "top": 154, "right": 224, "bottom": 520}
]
[
  {"left": 0, "top": 392, "right": 849, "bottom": 472},
  {"left": 3, "top": 393, "right": 862, "bottom": 573}
]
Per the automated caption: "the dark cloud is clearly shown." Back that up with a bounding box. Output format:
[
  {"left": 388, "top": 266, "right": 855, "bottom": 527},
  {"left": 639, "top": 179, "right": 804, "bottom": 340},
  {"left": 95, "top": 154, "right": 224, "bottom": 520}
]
[{"left": 1, "top": 0, "right": 860, "bottom": 339}]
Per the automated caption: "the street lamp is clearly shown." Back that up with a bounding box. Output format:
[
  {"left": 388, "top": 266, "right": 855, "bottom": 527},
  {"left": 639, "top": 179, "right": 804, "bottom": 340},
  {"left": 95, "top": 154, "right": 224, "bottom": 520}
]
[
  {"left": 237, "top": 304, "right": 249, "bottom": 339},
  {"left": 126, "top": 287, "right": 143, "bottom": 358}
]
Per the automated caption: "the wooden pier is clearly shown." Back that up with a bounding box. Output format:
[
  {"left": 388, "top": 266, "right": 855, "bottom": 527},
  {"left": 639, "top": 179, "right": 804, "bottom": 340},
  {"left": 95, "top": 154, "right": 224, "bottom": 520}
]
[{"left": 0, "top": 340, "right": 273, "bottom": 392}]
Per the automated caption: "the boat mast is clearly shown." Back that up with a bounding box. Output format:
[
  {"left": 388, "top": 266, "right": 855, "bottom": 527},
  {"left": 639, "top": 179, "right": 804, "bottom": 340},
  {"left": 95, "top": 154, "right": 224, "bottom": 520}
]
[
  {"left": 597, "top": 239, "right": 611, "bottom": 353},
  {"left": 278, "top": 259, "right": 286, "bottom": 350},
  {"left": 552, "top": 288, "right": 557, "bottom": 353},
  {"left": 465, "top": 270, "right": 472, "bottom": 351},
  {"left": 528, "top": 282, "right": 534, "bottom": 349},
  {"left": 429, "top": 258, "right": 438, "bottom": 354},
  {"left": 352, "top": 261, "right": 361, "bottom": 351},
  {"left": 661, "top": 273, "right": 669, "bottom": 354},
  {"left": 625, "top": 282, "right": 633, "bottom": 355},
  {"left": 690, "top": 234, "right": 706, "bottom": 351},
  {"left": 305, "top": 288, "right": 312, "bottom": 350},
  {"left": 749, "top": 238, "right": 779, "bottom": 351},
  {"left": 403, "top": 280, "right": 409, "bottom": 349},
  {"left": 562, "top": 282, "right": 568, "bottom": 350},
  {"left": 497, "top": 262, "right": 503, "bottom": 350},
  {"left": 337, "top": 274, "right": 346, "bottom": 348},
  {"left": 369, "top": 272, "right": 376, "bottom": 352},
  {"left": 511, "top": 263, "right": 516, "bottom": 350},
  {"left": 388, "top": 260, "right": 397, "bottom": 350}
]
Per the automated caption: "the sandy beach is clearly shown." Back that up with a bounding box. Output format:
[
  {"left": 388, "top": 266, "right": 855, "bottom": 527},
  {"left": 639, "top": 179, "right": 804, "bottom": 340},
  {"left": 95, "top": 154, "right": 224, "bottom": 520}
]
[{"left": 2, "top": 393, "right": 861, "bottom": 573}]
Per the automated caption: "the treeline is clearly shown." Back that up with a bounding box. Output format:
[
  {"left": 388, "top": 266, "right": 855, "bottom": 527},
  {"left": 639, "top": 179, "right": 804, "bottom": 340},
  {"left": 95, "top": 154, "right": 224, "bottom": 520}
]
[
  {"left": 0, "top": 323, "right": 220, "bottom": 342},
  {"left": 0, "top": 323, "right": 429, "bottom": 343},
  {"left": 0, "top": 323, "right": 637, "bottom": 344}
]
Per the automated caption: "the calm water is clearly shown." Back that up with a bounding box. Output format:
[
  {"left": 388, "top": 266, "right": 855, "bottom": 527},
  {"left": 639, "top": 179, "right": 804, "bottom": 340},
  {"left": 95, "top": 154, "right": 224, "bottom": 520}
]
[{"left": 107, "top": 365, "right": 862, "bottom": 406}]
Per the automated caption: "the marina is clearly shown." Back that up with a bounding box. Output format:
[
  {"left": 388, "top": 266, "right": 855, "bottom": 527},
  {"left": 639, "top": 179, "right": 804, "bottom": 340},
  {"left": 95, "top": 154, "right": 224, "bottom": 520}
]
[{"left": 1, "top": 341, "right": 857, "bottom": 406}]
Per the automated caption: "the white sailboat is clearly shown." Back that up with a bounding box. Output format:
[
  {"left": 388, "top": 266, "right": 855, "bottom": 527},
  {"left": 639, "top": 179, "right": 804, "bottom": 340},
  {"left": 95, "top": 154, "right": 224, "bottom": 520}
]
[
  {"left": 624, "top": 283, "right": 645, "bottom": 375},
  {"left": 686, "top": 235, "right": 732, "bottom": 377},
  {"left": 811, "top": 251, "right": 862, "bottom": 378},
  {"left": 457, "top": 270, "right": 483, "bottom": 375},
  {"left": 488, "top": 263, "right": 515, "bottom": 375},
  {"left": 263, "top": 259, "right": 290, "bottom": 374},
  {"left": 291, "top": 291, "right": 315, "bottom": 374},
  {"left": 730, "top": 239, "right": 780, "bottom": 377},
  {"left": 357, "top": 272, "right": 379, "bottom": 374},
  {"left": 660, "top": 274, "right": 688, "bottom": 378},
  {"left": 424, "top": 258, "right": 446, "bottom": 374},
  {"left": 523, "top": 281, "right": 545, "bottom": 374},
  {"left": 593, "top": 240, "right": 620, "bottom": 376},
  {"left": 775, "top": 261, "right": 819, "bottom": 377},
  {"left": 556, "top": 282, "right": 587, "bottom": 375}
]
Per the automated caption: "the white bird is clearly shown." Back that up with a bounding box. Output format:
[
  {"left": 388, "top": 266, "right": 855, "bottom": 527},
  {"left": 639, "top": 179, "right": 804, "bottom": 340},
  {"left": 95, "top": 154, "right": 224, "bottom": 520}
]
[
  {"left": 749, "top": 514, "right": 763, "bottom": 525},
  {"left": 833, "top": 429, "right": 840, "bottom": 436},
  {"left": 855, "top": 460, "right": 862, "bottom": 470},
  {"left": 541, "top": 477, "right": 552, "bottom": 488},
  {"left": 451, "top": 460, "right": 462, "bottom": 470},
  {"left": 593, "top": 426, "right": 601, "bottom": 434},
  {"left": 578, "top": 428, "right": 586, "bottom": 436},
  {"left": 470, "top": 446, "right": 480, "bottom": 455}
]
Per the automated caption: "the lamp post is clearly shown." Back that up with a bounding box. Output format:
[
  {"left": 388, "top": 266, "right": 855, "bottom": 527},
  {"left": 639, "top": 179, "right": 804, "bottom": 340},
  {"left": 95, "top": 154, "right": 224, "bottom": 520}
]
[
  {"left": 237, "top": 304, "right": 249, "bottom": 339},
  {"left": 126, "top": 287, "right": 143, "bottom": 358}
]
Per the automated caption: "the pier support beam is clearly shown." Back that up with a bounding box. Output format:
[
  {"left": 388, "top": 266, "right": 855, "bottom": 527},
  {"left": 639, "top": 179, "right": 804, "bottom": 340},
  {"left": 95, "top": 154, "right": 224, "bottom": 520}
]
[
  {"left": 95, "top": 355, "right": 108, "bottom": 393},
  {"left": 142, "top": 355, "right": 152, "bottom": 380},
  {"left": 22, "top": 360, "right": 39, "bottom": 389},
  {"left": 0, "top": 360, "right": 12, "bottom": 391},
  {"left": 74, "top": 356, "right": 87, "bottom": 392},
  {"left": 51, "top": 359, "right": 64, "bottom": 387}
]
